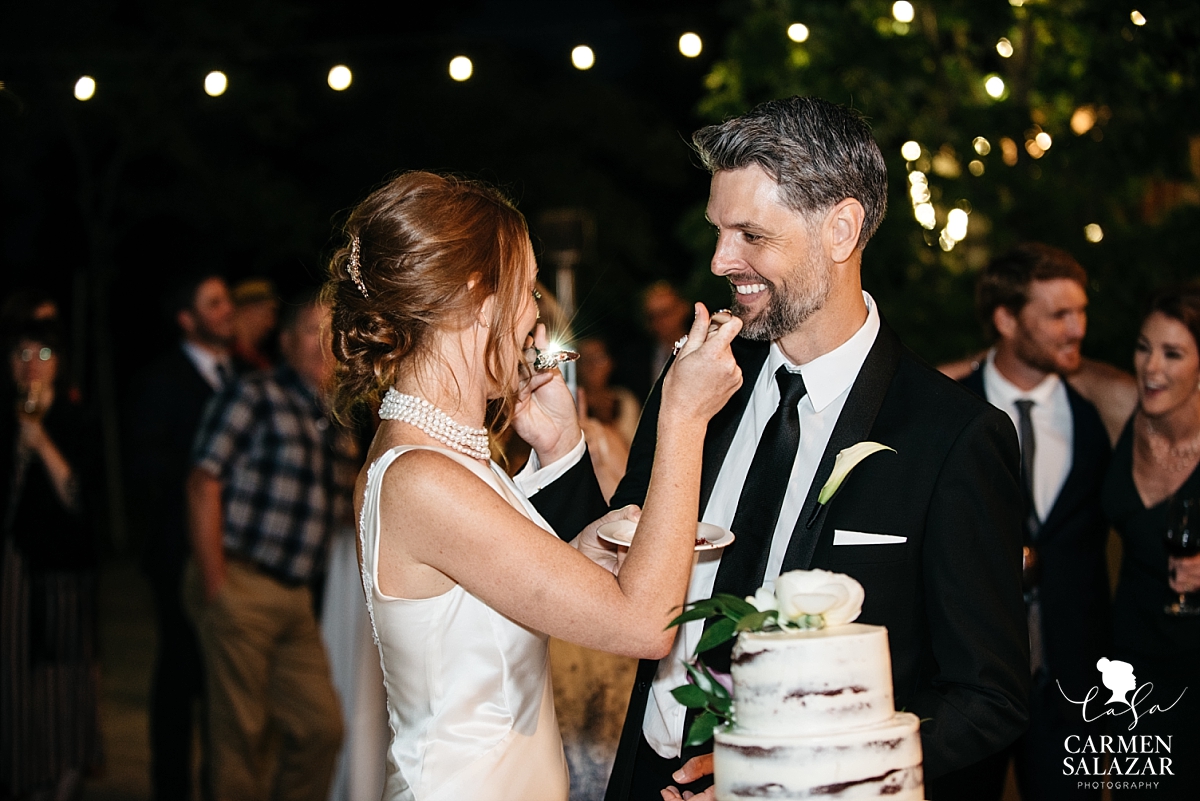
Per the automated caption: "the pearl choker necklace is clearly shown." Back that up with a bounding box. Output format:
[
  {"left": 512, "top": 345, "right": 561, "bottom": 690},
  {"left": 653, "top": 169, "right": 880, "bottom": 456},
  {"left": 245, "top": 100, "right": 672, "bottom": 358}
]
[{"left": 378, "top": 388, "right": 490, "bottom": 461}]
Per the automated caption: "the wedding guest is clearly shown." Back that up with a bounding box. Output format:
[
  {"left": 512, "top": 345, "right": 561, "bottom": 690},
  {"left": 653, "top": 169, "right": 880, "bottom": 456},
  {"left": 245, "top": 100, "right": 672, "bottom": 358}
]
[
  {"left": 955, "top": 243, "right": 1111, "bottom": 801},
  {"left": 1, "top": 314, "right": 103, "bottom": 801},
  {"left": 525, "top": 96, "right": 1029, "bottom": 801},
  {"left": 125, "top": 271, "right": 236, "bottom": 801},
  {"left": 576, "top": 336, "right": 641, "bottom": 502},
  {"left": 615, "top": 281, "right": 692, "bottom": 401},
  {"left": 1102, "top": 283, "right": 1200, "bottom": 801},
  {"left": 230, "top": 277, "right": 280, "bottom": 372},
  {"left": 939, "top": 345, "right": 1137, "bottom": 447},
  {"left": 326, "top": 170, "right": 742, "bottom": 801},
  {"left": 183, "top": 290, "right": 356, "bottom": 801}
]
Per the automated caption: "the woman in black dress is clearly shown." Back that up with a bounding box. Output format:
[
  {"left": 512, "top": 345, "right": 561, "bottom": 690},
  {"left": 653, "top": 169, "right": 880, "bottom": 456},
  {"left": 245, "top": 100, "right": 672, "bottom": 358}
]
[
  {"left": 0, "top": 314, "right": 102, "bottom": 800},
  {"left": 1103, "top": 284, "right": 1200, "bottom": 800}
]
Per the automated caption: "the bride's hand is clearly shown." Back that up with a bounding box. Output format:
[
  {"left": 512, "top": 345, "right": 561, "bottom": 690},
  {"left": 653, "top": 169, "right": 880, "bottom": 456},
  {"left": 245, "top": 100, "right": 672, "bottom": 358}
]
[
  {"left": 660, "top": 305, "right": 742, "bottom": 427},
  {"left": 574, "top": 504, "right": 640, "bottom": 575},
  {"left": 511, "top": 323, "right": 583, "bottom": 464}
]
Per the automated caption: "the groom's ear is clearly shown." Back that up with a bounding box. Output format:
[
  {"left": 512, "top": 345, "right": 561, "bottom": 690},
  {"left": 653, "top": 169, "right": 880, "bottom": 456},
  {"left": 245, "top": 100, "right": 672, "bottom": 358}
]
[{"left": 824, "top": 199, "right": 865, "bottom": 264}]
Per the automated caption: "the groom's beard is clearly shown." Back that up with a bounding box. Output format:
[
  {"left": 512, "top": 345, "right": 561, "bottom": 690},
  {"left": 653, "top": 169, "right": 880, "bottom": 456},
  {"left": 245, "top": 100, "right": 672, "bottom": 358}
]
[{"left": 730, "top": 251, "right": 832, "bottom": 342}]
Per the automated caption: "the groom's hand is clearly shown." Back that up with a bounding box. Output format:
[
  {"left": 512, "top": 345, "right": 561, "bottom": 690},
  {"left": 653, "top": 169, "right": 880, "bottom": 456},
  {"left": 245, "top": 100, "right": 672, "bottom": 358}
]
[
  {"left": 574, "top": 504, "right": 638, "bottom": 575},
  {"left": 661, "top": 753, "right": 715, "bottom": 800}
]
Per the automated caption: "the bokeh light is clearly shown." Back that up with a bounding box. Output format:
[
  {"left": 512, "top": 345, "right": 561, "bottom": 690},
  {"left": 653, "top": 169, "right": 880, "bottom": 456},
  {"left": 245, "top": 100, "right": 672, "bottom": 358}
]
[
  {"left": 915, "top": 203, "right": 936, "bottom": 229},
  {"left": 984, "top": 75, "right": 1006, "bottom": 99},
  {"left": 787, "top": 23, "right": 810, "bottom": 43},
  {"left": 679, "top": 33, "right": 702, "bottom": 57},
  {"left": 449, "top": 56, "right": 473, "bottom": 81},
  {"left": 1130, "top": 10, "right": 1147, "bottom": 26},
  {"left": 901, "top": 140, "right": 922, "bottom": 161},
  {"left": 1000, "top": 137, "right": 1019, "bottom": 166},
  {"left": 327, "top": 65, "right": 352, "bottom": 91},
  {"left": 204, "top": 71, "right": 227, "bottom": 97},
  {"left": 968, "top": 160, "right": 985, "bottom": 176},
  {"left": 1034, "top": 131, "right": 1052, "bottom": 150},
  {"left": 945, "top": 208, "right": 969, "bottom": 241},
  {"left": 972, "top": 137, "right": 991, "bottom": 156},
  {"left": 1071, "top": 106, "right": 1097, "bottom": 135},
  {"left": 996, "top": 38, "right": 1014, "bottom": 58},
  {"left": 74, "top": 76, "right": 96, "bottom": 101},
  {"left": 572, "top": 46, "right": 595, "bottom": 70},
  {"left": 892, "top": 2, "right": 915, "bottom": 23},
  {"left": 1085, "top": 224, "right": 1104, "bottom": 243}
]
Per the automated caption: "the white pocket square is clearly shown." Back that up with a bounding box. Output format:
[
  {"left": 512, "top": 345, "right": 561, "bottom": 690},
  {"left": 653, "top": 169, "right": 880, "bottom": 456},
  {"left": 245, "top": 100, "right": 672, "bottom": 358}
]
[{"left": 833, "top": 530, "right": 907, "bottom": 546}]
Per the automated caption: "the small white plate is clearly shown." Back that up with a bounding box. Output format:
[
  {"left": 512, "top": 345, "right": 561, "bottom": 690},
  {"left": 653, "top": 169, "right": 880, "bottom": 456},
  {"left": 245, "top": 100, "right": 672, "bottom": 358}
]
[{"left": 596, "top": 520, "right": 735, "bottom": 551}]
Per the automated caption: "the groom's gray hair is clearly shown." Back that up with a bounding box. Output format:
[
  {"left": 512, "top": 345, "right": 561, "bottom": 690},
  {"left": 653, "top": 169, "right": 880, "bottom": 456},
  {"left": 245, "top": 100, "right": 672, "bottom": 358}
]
[{"left": 691, "top": 96, "right": 888, "bottom": 250}]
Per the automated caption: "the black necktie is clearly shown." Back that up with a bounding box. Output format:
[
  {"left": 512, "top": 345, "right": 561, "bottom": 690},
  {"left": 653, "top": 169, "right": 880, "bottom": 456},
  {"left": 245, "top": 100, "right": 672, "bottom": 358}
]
[
  {"left": 1015, "top": 398, "right": 1045, "bottom": 675},
  {"left": 1015, "top": 399, "right": 1039, "bottom": 540},
  {"left": 705, "top": 366, "right": 808, "bottom": 673}
]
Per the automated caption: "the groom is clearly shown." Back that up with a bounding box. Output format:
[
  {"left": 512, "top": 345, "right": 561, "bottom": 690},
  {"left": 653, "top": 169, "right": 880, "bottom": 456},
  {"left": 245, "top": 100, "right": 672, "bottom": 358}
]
[{"left": 524, "top": 96, "right": 1030, "bottom": 801}]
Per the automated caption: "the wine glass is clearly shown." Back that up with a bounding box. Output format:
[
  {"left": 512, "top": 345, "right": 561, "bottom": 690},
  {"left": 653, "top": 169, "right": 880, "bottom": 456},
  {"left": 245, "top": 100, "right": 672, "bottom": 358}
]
[
  {"left": 15, "top": 380, "right": 44, "bottom": 420},
  {"left": 1163, "top": 494, "right": 1200, "bottom": 616}
]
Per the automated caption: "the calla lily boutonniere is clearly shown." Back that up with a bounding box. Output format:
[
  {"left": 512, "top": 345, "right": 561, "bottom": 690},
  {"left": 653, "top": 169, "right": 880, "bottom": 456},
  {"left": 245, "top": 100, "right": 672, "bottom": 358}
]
[{"left": 817, "top": 441, "right": 896, "bottom": 505}]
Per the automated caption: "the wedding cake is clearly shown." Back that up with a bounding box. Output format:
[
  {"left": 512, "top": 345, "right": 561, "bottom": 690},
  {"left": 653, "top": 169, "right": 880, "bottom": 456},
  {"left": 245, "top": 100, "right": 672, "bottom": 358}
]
[{"left": 710, "top": 570, "right": 924, "bottom": 800}]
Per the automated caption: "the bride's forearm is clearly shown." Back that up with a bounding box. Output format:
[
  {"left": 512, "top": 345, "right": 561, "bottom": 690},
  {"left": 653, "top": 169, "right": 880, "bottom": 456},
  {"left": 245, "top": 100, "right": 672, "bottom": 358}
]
[{"left": 612, "top": 420, "right": 708, "bottom": 656}]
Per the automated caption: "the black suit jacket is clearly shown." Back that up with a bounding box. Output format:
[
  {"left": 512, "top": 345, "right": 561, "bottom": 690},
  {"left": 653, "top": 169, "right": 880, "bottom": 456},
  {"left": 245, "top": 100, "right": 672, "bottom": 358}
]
[
  {"left": 532, "top": 320, "right": 1030, "bottom": 795},
  {"left": 961, "top": 366, "right": 1112, "bottom": 693},
  {"left": 125, "top": 346, "right": 224, "bottom": 587}
]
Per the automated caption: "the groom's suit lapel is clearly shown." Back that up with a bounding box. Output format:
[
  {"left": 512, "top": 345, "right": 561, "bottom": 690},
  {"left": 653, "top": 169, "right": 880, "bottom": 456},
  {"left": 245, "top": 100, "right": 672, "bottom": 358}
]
[
  {"left": 699, "top": 337, "right": 771, "bottom": 514},
  {"left": 780, "top": 320, "right": 901, "bottom": 572}
]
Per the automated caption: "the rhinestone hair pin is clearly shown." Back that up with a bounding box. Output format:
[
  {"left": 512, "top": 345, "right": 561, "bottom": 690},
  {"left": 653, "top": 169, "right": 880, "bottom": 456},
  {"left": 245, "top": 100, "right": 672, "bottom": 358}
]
[{"left": 346, "top": 235, "right": 369, "bottom": 298}]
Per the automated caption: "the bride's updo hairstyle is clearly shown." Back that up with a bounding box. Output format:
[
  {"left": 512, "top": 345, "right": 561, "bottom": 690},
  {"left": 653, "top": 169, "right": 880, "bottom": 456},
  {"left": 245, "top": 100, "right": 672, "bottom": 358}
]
[{"left": 325, "top": 171, "right": 533, "bottom": 425}]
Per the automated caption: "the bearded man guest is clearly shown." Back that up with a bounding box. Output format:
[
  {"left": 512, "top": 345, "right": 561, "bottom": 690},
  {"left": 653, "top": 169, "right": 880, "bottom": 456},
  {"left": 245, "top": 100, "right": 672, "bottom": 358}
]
[
  {"left": 520, "top": 96, "right": 1029, "bottom": 801},
  {"left": 126, "top": 272, "right": 237, "bottom": 801},
  {"left": 953, "top": 243, "right": 1112, "bottom": 801}
]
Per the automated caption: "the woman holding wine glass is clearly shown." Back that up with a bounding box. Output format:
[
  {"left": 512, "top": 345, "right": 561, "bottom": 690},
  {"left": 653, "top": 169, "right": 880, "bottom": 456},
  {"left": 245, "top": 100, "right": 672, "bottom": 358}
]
[
  {"left": 0, "top": 312, "right": 103, "bottom": 800},
  {"left": 1102, "top": 283, "right": 1200, "bottom": 800}
]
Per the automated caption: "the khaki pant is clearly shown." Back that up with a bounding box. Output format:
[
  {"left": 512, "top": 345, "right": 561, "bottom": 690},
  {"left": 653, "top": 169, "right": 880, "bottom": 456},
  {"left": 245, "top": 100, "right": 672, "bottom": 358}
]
[{"left": 183, "top": 559, "right": 343, "bottom": 801}]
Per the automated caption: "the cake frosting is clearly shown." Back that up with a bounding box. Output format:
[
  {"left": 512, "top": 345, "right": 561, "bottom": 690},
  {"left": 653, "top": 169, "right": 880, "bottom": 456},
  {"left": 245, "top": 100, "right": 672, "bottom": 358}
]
[{"left": 709, "top": 572, "right": 924, "bottom": 800}]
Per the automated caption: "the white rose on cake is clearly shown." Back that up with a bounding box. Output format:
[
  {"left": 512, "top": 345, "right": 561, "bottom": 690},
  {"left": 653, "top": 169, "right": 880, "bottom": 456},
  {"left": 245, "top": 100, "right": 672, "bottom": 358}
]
[{"left": 747, "top": 568, "right": 864, "bottom": 629}]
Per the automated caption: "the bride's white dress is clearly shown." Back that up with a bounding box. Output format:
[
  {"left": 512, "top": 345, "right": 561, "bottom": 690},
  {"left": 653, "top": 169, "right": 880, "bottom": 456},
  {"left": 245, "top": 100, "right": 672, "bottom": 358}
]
[{"left": 359, "top": 445, "right": 570, "bottom": 801}]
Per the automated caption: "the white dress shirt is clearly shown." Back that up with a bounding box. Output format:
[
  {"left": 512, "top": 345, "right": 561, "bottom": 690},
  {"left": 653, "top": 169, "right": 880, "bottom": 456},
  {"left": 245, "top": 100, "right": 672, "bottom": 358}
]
[
  {"left": 182, "top": 341, "right": 233, "bottom": 392},
  {"left": 982, "top": 350, "right": 1072, "bottom": 522},
  {"left": 515, "top": 293, "right": 881, "bottom": 758}
]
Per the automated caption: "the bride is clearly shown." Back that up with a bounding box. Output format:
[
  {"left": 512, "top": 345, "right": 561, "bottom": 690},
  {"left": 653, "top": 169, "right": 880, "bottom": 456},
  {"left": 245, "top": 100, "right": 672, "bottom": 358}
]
[{"left": 324, "top": 171, "right": 742, "bottom": 801}]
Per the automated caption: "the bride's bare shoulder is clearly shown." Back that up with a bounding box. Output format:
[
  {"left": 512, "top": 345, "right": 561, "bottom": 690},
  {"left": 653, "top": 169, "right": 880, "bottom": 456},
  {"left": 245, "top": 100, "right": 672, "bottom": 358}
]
[{"left": 376, "top": 446, "right": 487, "bottom": 500}]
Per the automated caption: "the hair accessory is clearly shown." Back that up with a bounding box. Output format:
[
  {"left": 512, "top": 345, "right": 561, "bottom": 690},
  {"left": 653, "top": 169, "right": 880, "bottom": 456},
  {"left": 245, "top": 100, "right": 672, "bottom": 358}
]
[
  {"left": 378, "top": 388, "right": 490, "bottom": 461},
  {"left": 346, "top": 236, "right": 369, "bottom": 298}
]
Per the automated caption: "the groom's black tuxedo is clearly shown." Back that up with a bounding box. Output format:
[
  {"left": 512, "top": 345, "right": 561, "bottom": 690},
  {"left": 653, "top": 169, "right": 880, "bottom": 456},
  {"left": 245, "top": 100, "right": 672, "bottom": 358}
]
[{"left": 532, "top": 320, "right": 1030, "bottom": 800}]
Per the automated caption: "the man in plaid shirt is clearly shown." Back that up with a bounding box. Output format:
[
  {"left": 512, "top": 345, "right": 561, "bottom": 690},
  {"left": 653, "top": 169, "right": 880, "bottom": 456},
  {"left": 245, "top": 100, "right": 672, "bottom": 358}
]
[{"left": 183, "top": 290, "right": 360, "bottom": 801}]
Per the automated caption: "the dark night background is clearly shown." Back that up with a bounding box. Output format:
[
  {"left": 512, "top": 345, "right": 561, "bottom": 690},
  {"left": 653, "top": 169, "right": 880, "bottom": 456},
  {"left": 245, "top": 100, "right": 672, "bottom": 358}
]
[{"left": 3, "top": 0, "right": 1199, "bottom": 551}]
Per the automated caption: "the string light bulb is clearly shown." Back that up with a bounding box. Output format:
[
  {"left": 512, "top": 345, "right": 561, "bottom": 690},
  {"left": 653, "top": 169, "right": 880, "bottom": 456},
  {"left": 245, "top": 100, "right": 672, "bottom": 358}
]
[
  {"left": 572, "top": 46, "right": 596, "bottom": 70},
  {"left": 892, "top": 1, "right": 915, "bottom": 23},
  {"left": 679, "top": 33, "right": 702, "bottom": 57},
  {"left": 996, "top": 38, "right": 1014, "bottom": 58},
  {"left": 327, "top": 65, "right": 352, "bottom": 91},
  {"left": 787, "top": 23, "right": 810, "bottom": 42},
  {"left": 74, "top": 76, "right": 96, "bottom": 101},
  {"left": 204, "top": 71, "right": 227, "bottom": 97},
  {"left": 449, "top": 56, "right": 473, "bottom": 81}
]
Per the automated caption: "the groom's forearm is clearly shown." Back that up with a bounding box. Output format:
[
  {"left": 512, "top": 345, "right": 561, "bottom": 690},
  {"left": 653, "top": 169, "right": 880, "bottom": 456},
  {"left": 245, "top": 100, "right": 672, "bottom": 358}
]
[{"left": 526, "top": 451, "right": 609, "bottom": 542}]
